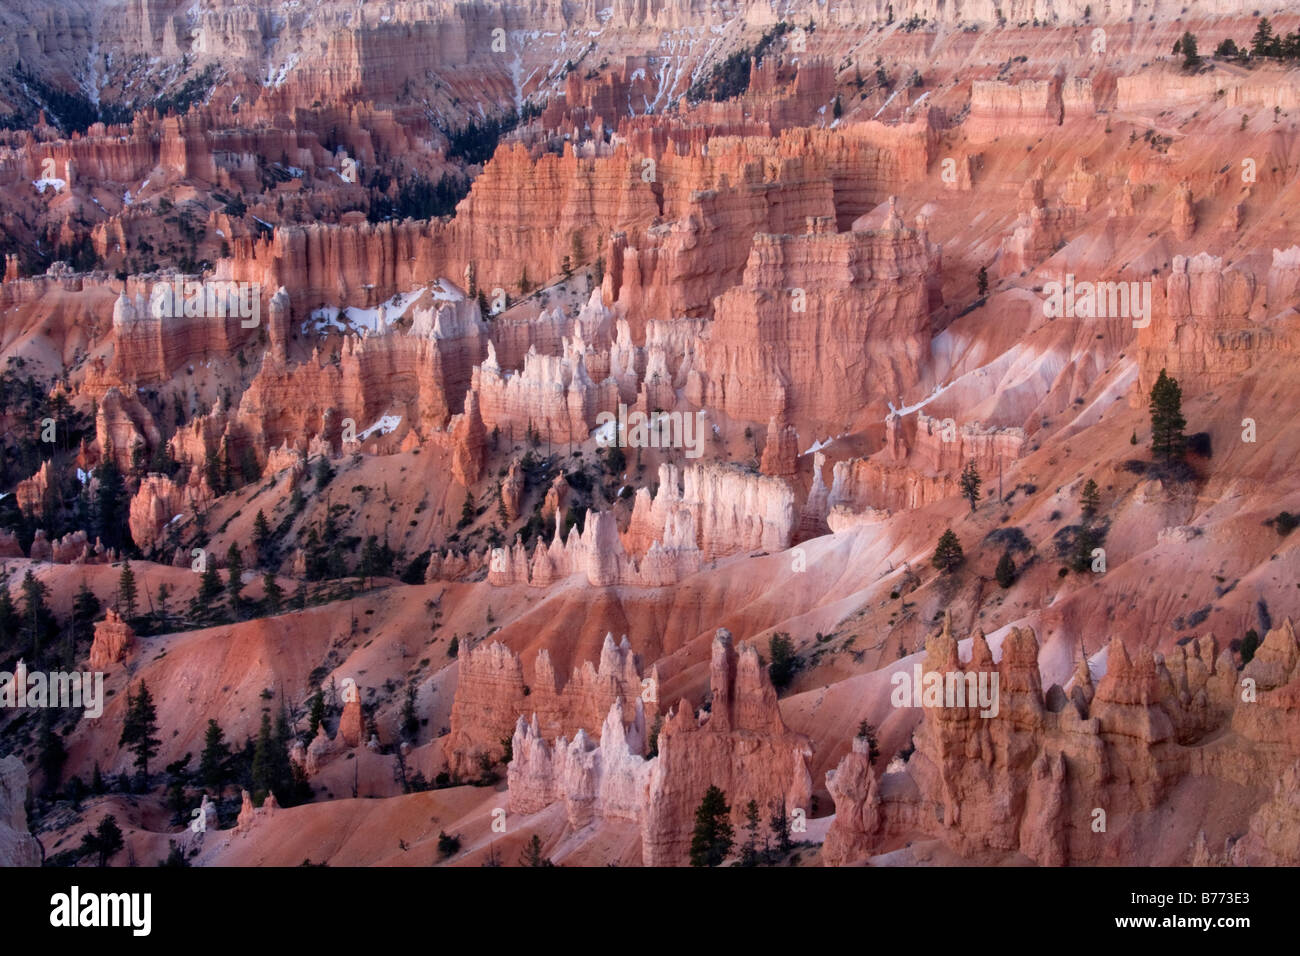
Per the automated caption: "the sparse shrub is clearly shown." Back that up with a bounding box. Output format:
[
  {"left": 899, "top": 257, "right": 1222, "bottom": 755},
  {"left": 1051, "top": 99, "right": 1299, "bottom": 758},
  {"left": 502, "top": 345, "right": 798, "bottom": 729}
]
[
  {"left": 1241, "top": 629, "right": 1260, "bottom": 664},
  {"left": 855, "top": 720, "right": 881, "bottom": 763},
  {"left": 984, "top": 526, "right": 1031, "bottom": 553},
  {"left": 1267, "top": 512, "right": 1299, "bottom": 536},
  {"left": 437, "top": 831, "right": 461, "bottom": 857},
  {"left": 995, "top": 552, "right": 1016, "bottom": 588}
]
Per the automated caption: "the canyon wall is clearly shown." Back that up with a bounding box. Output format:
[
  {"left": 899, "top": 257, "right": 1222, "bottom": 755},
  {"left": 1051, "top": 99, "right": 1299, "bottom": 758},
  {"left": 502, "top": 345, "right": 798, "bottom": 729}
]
[{"left": 1139, "top": 249, "right": 1300, "bottom": 398}]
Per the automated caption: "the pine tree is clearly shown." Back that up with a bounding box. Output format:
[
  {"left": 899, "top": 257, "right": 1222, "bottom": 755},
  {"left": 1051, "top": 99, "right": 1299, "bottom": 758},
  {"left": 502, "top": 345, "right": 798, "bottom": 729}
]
[
  {"left": 1071, "top": 524, "right": 1102, "bottom": 573},
  {"left": 154, "top": 582, "right": 170, "bottom": 628},
  {"left": 519, "top": 833, "right": 554, "bottom": 867},
  {"left": 740, "top": 799, "right": 762, "bottom": 867},
  {"left": 117, "top": 559, "right": 138, "bottom": 619},
  {"left": 1079, "top": 478, "right": 1100, "bottom": 522},
  {"left": 199, "top": 719, "right": 229, "bottom": 791},
  {"left": 159, "top": 841, "right": 190, "bottom": 867},
  {"left": 646, "top": 713, "right": 663, "bottom": 758},
  {"left": 401, "top": 682, "right": 419, "bottom": 742},
  {"left": 959, "top": 460, "right": 982, "bottom": 512},
  {"left": 273, "top": 708, "right": 296, "bottom": 791},
  {"left": 251, "top": 711, "right": 277, "bottom": 802},
  {"left": 1215, "top": 38, "right": 1240, "bottom": 58},
  {"left": 995, "top": 551, "right": 1017, "bottom": 589},
  {"left": 119, "top": 681, "right": 161, "bottom": 788},
  {"left": 193, "top": 564, "right": 222, "bottom": 608},
  {"left": 302, "top": 526, "right": 324, "bottom": 581},
  {"left": 313, "top": 455, "right": 334, "bottom": 491},
  {"left": 225, "top": 543, "right": 244, "bottom": 609},
  {"left": 262, "top": 573, "right": 283, "bottom": 614},
  {"left": 768, "top": 798, "right": 793, "bottom": 859},
  {"left": 1252, "top": 17, "right": 1276, "bottom": 57},
  {"left": 81, "top": 814, "right": 124, "bottom": 866},
  {"left": 358, "top": 536, "right": 381, "bottom": 588},
  {"left": 977, "top": 265, "right": 989, "bottom": 297},
  {"left": 458, "top": 492, "right": 475, "bottom": 529},
  {"left": 71, "top": 583, "right": 100, "bottom": 648},
  {"left": 205, "top": 449, "right": 225, "bottom": 496},
  {"left": 251, "top": 709, "right": 296, "bottom": 805},
  {"left": 768, "top": 632, "right": 797, "bottom": 692},
  {"left": 252, "top": 509, "right": 271, "bottom": 564},
  {"left": 1148, "top": 368, "right": 1187, "bottom": 463},
  {"left": 220, "top": 446, "right": 234, "bottom": 495},
  {"left": 932, "top": 529, "right": 964, "bottom": 574},
  {"left": 307, "top": 689, "right": 326, "bottom": 738},
  {"left": 0, "top": 585, "right": 18, "bottom": 658},
  {"left": 38, "top": 712, "right": 67, "bottom": 796},
  {"left": 19, "top": 569, "right": 56, "bottom": 662},
  {"left": 1241, "top": 629, "right": 1261, "bottom": 665},
  {"left": 689, "top": 785, "right": 734, "bottom": 867},
  {"left": 94, "top": 455, "right": 131, "bottom": 550}
]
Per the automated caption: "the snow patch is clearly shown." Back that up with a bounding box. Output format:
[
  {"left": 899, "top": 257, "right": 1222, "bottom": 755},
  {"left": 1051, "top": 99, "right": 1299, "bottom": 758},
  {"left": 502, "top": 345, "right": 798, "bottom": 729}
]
[
  {"left": 302, "top": 287, "right": 429, "bottom": 336},
  {"left": 886, "top": 384, "right": 948, "bottom": 420},
  {"left": 357, "top": 415, "right": 402, "bottom": 441}
]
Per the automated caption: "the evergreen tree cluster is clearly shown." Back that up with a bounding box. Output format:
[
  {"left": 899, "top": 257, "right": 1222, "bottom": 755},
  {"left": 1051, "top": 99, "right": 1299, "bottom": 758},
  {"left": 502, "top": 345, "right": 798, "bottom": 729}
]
[{"left": 687, "top": 22, "right": 795, "bottom": 102}]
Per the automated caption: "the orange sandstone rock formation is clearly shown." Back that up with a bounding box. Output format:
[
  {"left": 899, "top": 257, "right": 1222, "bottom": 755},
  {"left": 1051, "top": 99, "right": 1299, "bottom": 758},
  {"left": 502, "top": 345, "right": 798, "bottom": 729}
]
[{"left": 88, "top": 610, "right": 135, "bottom": 671}]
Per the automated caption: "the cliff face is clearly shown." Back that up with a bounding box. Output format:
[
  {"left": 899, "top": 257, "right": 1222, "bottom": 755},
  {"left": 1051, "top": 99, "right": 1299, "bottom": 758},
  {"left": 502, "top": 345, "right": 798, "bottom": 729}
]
[
  {"left": 108, "top": 289, "right": 259, "bottom": 385},
  {"left": 96, "top": 386, "right": 161, "bottom": 471},
  {"left": 1138, "top": 250, "right": 1299, "bottom": 399},
  {"left": 967, "top": 78, "right": 1063, "bottom": 145},
  {"left": 0, "top": 756, "right": 41, "bottom": 867},
  {"left": 699, "top": 207, "right": 935, "bottom": 432},
  {"left": 129, "top": 473, "right": 203, "bottom": 554},
  {"left": 822, "top": 736, "right": 882, "bottom": 866},
  {"left": 214, "top": 112, "right": 933, "bottom": 328},
  {"left": 473, "top": 340, "right": 613, "bottom": 446},
  {"left": 232, "top": 292, "right": 487, "bottom": 462}
]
